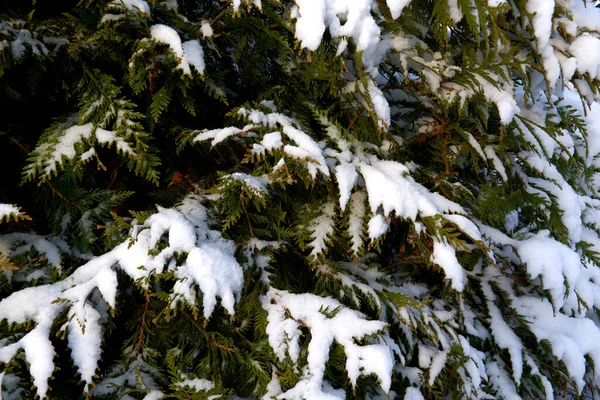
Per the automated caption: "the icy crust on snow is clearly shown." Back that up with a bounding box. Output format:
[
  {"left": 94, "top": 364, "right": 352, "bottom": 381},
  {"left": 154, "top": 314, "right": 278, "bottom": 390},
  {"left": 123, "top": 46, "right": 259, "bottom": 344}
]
[
  {"left": 150, "top": 24, "right": 205, "bottom": 75},
  {"left": 0, "top": 195, "right": 244, "bottom": 397},
  {"left": 261, "top": 288, "right": 396, "bottom": 399}
]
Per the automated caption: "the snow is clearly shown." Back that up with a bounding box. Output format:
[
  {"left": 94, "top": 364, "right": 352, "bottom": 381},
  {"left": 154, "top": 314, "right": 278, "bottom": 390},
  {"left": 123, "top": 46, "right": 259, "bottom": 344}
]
[
  {"left": 93, "top": 355, "right": 161, "bottom": 396},
  {"left": 6, "top": 2, "right": 600, "bottom": 398},
  {"left": 430, "top": 239, "right": 465, "bottom": 291},
  {"left": 289, "top": 0, "right": 395, "bottom": 82},
  {"left": 261, "top": 289, "right": 394, "bottom": 398},
  {"left": 65, "top": 304, "right": 103, "bottom": 391},
  {"left": 442, "top": 214, "right": 482, "bottom": 242},
  {"left": 194, "top": 125, "right": 254, "bottom": 146},
  {"left": 404, "top": 387, "right": 424, "bottom": 400},
  {"left": 0, "top": 204, "right": 20, "bottom": 221},
  {"left": 307, "top": 201, "right": 336, "bottom": 259},
  {"left": 464, "top": 131, "right": 486, "bottom": 160},
  {"left": 486, "top": 360, "right": 520, "bottom": 400},
  {"left": 517, "top": 234, "right": 582, "bottom": 311},
  {"left": 447, "top": 0, "right": 463, "bottom": 23},
  {"left": 368, "top": 214, "right": 390, "bottom": 240},
  {"left": 348, "top": 191, "right": 367, "bottom": 255},
  {"left": 360, "top": 160, "right": 464, "bottom": 224},
  {"left": 108, "top": 0, "right": 151, "bottom": 16},
  {"left": 475, "top": 76, "right": 519, "bottom": 124},
  {"left": 224, "top": 173, "right": 269, "bottom": 197},
  {"left": 22, "top": 114, "right": 149, "bottom": 182},
  {"left": 0, "top": 233, "right": 66, "bottom": 270},
  {"left": 386, "top": 0, "right": 412, "bottom": 19},
  {"left": 260, "top": 131, "right": 283, "bottom": 150},
  {"left": 485, "top": 291, "right": 524, "bottom": 382},
  {"left": 483, "top": 146, "right": 508, "bottom": 181},
  {"left": 427, "top": 350, "right": 447, "bottom": 386},
  {"left": 182, "top": 40, "right": 205, "bottom": 74},
  {"left": 526, "top": 0, "right": 560, "bottom": 87},
  {"left": 335, "top": 163, "right": 358, "bottom": 210},
  {"left": 201, "top": 20, "right": 213, "bottom": 37},
  {"left": 176, "top": 377, "right": 216, "bottom": 392},
  {"left": 0, "top": 195, "right": 245, "bottom": 396},
  {"left": 95, "top": 128, "right": 135, "bottom": 155},
  {"left": 570, "top": 34, "right": 600, "bottom": 80},
  {"left": 368, "top": 80, "right": 391, "bottom": 128},
  {"left": 231, "top": 0, "right": 262, "bottom": 12},
  {"left": 238, "top": 108, "right": 330, "bottom": 178},
  {"left": 143, "top": 391, "right": 164, "bottom": 400},
  {"left": 3, "top": 23, "right": 49, "bottom": 59},
  {"left": 172, "top": 243, "right": 243, "bottom": 317},
  {"left": 292, "top": 0, "right": 326, "bottom": 51},
  {"left": 150, "top": 25, "right": 205, "bottom": 75},
  {"left": 20, "top": 324, "right": 56, "bottom": 398},
  {"left": 515, "top": 296, "right": 600, "bottom": 392},
  {"left": 262, "top": 371, "right": 282, "bottom": 399},
  {"left": 150, "top": 24, "right": 183, "bottom": 57},
  {"left": 48, "top": 123, "right": 94, "bottom": 164}
]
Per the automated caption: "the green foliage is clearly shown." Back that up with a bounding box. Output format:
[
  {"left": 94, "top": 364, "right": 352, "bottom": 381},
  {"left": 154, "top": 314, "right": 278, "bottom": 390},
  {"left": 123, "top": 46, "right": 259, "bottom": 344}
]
[{"left": 2, "top": 0, "right": 600, "bottom": 399}]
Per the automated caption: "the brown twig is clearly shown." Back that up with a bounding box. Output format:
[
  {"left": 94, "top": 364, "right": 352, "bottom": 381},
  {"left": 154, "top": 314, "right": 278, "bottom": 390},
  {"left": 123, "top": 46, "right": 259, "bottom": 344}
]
[
  {"left": 137, "top": 294, "right": 151, "bottom": 352},
  {"left": 9, "top": 137, "right": 28, "bottom": 153},
  {"left": 347, "top": 115, "right": 359, "bottom": 130},
  {"left": 183, "top": 311, "right": 236, "bottom": 352},
  {"left": 8, "top": 136, "right": 76, "bottom": 206},
  {"left": 375, "top": 0, "right": 394, "bottom": 19},
  {"left": 148, "top": 53, "right": 159, "bottom": 97},
  {"left": 240, "top": 196, "right": 254, "bottom": 237},
  {"left": 107, "top": 169, "right": 118, "bottom": 190},
  {"left": 45, "top": 179, "right": 76, "bottom": 205}
]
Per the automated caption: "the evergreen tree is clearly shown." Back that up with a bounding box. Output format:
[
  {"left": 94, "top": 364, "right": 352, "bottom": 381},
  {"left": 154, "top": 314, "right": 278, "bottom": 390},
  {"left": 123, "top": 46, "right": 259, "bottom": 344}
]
[{"left": 2, "top": 0, "right": 600, "bottom": 398}]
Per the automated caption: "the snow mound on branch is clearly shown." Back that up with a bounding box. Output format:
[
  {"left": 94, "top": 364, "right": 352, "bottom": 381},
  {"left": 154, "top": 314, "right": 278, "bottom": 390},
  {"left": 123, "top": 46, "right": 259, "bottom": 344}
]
[
  {"left": 150, "top": 24, "right": 205, "bottom": 75},
  {"left": 0, "top": 195, "right": 244, "bottom": 397},
  {"left": 430, "top": 238, "right": 465, "bottom": 291},
  {"left": 261, "top": 288, "right": 397, "bottom": 398},
  {"left": 238, "top": 107, "right": 330, "bottom": 179},
  {"left": 107, "top": 0, "right": 151, "bottom": 16},
  {"left": 306, "top": 201, "right": 336, "bottom": 259},
  {"left": 0, "top": 204, "right": 20, "bottom": 221},
  {"left": 0, "top": 233, "right": 69, "bottom": 272},
  {"left": 291, "top": 0, "right": 409, "bottom": 69}
]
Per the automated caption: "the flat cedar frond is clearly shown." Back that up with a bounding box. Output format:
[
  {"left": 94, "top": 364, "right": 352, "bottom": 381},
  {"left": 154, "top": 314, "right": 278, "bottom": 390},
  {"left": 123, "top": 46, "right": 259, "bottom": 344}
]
[{"left": 3, "top": 0, "right": 600, "bottom": 399}]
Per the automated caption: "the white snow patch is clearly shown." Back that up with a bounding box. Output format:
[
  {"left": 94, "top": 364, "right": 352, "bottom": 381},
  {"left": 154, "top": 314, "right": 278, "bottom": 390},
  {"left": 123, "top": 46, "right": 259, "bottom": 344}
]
[{"left": 430, "top": 239, "right": 464, "bottom": 291}]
